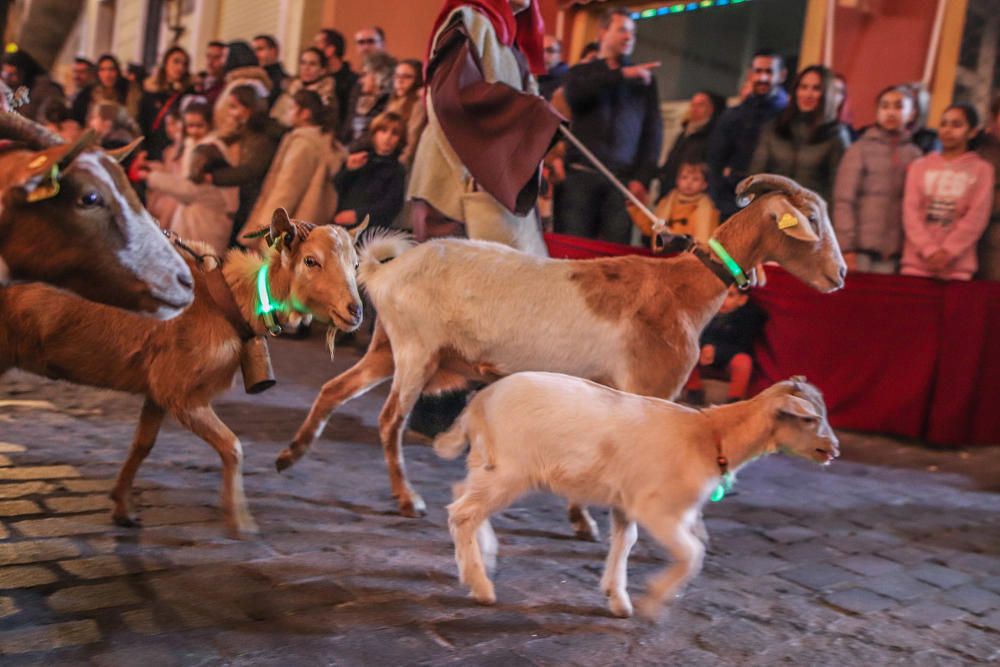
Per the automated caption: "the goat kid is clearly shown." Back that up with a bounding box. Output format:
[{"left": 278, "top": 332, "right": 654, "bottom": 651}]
[
  {"left": 0, "top": 112, "right": 194, "bottom": 318},
  {"left": 277, "top": 175, "right": 846, "bottom": 531},
  {"left": 435, "top": 372, "right": 839, "bottom": 620},
  {"left": 0, "top": 209, "right": 366, "bottom": 538}
]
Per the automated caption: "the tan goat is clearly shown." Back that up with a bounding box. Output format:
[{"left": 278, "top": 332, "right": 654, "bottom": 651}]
[
  {"left": 435, "top": 372, "right": 839, "bottom": 619},
  {"left": 0, "top": 209, "right": 366, "bottom": 537},
  {"left": 276, "top": 174, "right": 846, "bottom": 532}
]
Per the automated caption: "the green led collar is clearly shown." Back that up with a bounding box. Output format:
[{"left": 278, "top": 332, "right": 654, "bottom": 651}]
[
  {"left": 707, "top": 238, "right": 749, "bottom": 289},
  {"left": 710, "top": 471, "right": 735, "bottom": 502},
  {"left": 255, "top": 263, "right": 282, "bottom": 336}
]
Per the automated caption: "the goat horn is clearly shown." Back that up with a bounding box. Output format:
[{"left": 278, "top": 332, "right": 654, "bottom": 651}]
[
  {"left": 0, "top": 110, "right": 64, "bottom": 149},
  {"left": 735, "top": 173, "right": 804, "bottom": 206},
  {"left": 57, "top": 129, "right": 97, "bottom": 171}
]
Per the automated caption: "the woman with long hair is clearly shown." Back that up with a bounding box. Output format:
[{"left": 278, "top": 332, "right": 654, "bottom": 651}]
[
  {"left": 243, "top": 89, "right": 346, "bottom": 242},
  {"left": 205, "top": 84, "right": 286, "bottom": 246},
  {"left": 71, "top": 54, "right": 141, "bottom": 125},
  {"left": 386, "top": 58, "right": 427, "bottom": 168},
  {"left": 271, "top": 47, "right": 337, "bottom": 126},
  {"left": 749, "top": 64, "right": 851, "bottom": 206},
  {"left": 138, "top": 46, "right": 193, "bottom": 160}
]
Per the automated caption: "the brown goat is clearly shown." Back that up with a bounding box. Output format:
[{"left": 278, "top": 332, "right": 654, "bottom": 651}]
[
  {"left": 0, "top": 112, "right": 194, "bottom": 318},
  {"left": 0, "top": 209, "right": 366, "bottom": 537},
  {"left": 276, "top": 175, "right": 847, "bottom": 537}
]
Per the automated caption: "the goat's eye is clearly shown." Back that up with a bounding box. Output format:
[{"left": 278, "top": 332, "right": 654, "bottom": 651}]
[
  {"left": 78, "top": 191, "right": 103, "bottom": 208},
  {"left": 304, "top": 256, "right": 320, "bottom": 268}
]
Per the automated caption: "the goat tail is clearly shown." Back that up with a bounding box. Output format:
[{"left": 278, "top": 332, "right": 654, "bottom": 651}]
[
  {"left": 433, "top": 409, "right": 470, "bottom": 460},
  {"left": 357, "top": 229, "right": 416, "bottom": 287}
]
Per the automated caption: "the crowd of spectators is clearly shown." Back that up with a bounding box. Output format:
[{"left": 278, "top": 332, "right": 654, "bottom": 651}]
[{"left": 1, "top": 7, "right": 997, "bottom": 283}]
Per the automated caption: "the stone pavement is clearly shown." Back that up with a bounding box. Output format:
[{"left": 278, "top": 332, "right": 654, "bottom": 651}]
[{"left": 0, "top": 336, "right": 998, "bottom": 666}]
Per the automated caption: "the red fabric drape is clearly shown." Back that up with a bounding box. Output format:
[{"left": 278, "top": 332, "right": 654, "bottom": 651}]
[
  {"left": 543, "top": 232, "right": 1000, "bottom": 447},
  {"left": 428, "top": 0, "right": 547, "bottom": 75}
]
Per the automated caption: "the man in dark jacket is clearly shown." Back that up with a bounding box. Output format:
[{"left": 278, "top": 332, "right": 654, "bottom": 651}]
[
  {"left": 558, "top": 8, "right": 663, "bottom": 244},
  {"left": 706, "top": 49, "right": 787, "bottom": 217},
  {"left": 252, "top": 34, "right": 289, "bottom": 108},
  {"left": 315, "top": 28, "right": 358, "bottom": 128},
  {"left": 538, "top": 35, "right": 568, "bottom": 101}
]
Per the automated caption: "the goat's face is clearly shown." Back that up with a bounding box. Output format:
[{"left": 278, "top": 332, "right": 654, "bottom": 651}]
[
  {"left": 0, "top": 140, "right": 194, "bottom": 319},
  {"left": 768, "top": 378, "right": 839, "bottom": 465},
  {"left": 737, "top": 175, "right": 847, "bottom": 293},
  {"left": 277, "top": 212, "right": 365, "bottom": 332}
]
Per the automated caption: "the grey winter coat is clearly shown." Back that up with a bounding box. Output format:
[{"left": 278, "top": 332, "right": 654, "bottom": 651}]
[
  {"left": 833, "top": 125, "right": 922, "bottom": 258},
  {"left": 749, "top": 117, "right": 851, "bottom": 208}
]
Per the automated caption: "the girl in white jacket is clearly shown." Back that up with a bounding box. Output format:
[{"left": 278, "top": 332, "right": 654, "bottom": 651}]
[{"left": 143, "top": 101, "right": 238, "bottom": 254}]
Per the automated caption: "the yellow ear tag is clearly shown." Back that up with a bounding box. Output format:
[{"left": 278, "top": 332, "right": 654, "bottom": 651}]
[
  {"left": 25, "top": 165, "right": 60, "bottom": 203},
  {"left": 778, "top": 213, "right": 799, "bottom": 230}
]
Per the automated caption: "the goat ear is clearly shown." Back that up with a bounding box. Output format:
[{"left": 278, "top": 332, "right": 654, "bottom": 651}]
[
  {"left": 348, "top": 214, "right": 370, "bottom": 240},
  {"left": 776, "top": 394, "right": 821, "bottom": 420},
  {"left": 104, "top": 135, "right": 143, "bottom": 164},
  {"left": 761, "top": 195, "right": 819, "bottom": 243},
  {"left": 5, "top": 144, "right": 72, "bottom": 203},
  {"left": 270, "top": 207, "right": 294, "bottom": 247}
]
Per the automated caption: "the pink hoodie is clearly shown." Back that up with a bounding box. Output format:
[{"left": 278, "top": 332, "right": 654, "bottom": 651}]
[{"left": 902, "top": 151, "right": 995, "bottom": 280}]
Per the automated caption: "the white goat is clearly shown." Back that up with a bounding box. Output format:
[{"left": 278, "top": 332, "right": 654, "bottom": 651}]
[
  {"left": 434, "top": 372, "right": 839, "bottom": 620},
  {"left": 276, "top": 174, "right": 846, "bottom": 535}
]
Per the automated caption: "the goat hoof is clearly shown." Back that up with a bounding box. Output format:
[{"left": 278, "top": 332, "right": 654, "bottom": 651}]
[
  {"left": 398, "top": 498, "right": 427, "bottom": 518},
  {"left": 574, "top": 525, "right": 600, "bottom": 542},
  {"left": 112, "top": 514, "right": 142, "bottom": 528},
  {"left": 608, "top": 595, "right": 634, "bottom": 618},
  {"left": 275, "top": 448, "right": 297, "bottom": 472},
  {"left": 471, "top": 586, "right": 496, "bottom": 605},
  {"left": 636, "top": 596, "right": 662, "bottom": 622}
]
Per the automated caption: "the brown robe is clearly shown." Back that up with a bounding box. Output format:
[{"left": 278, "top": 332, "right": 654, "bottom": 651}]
[{"left": 427, "top": 18, "right": 563, "bottom": 216}]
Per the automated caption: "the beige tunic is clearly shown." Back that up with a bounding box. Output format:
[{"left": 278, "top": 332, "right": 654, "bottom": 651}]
[{"left": 407, "top": 7, "right": 547, "bottom": 256}]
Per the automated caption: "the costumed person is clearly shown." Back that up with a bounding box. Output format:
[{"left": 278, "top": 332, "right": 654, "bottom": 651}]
[{"left": 406, "top": 0, "right": 563, "bottom": 256}]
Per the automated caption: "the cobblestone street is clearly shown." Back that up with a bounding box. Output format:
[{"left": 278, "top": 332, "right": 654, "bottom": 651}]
[{"left": 0, "top": 336, "right": 998, "bottom": 666}]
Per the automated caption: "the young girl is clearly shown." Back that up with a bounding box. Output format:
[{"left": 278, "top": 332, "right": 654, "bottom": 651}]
[
  {"left": 333, "top": 111, "right": 406, "bottom": 229},
  {"left": 143, "top": 102, "right": 238, "bottom": 253},
  {"left": 901, "top": 103, "right": 994, "bottom": 281},
  {"left": 833, "top": 85, "right": 923, "bottom": 273}
]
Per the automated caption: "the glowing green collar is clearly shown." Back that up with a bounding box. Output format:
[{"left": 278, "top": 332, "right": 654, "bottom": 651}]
[
  {"left": 707, "top": 238, "right": 750, "bottom": 289},
  {"left": 255, "top": 263, "right": 283, "bottom": 336},
  {"left": 710, "top": 472, "right": 735, "bottom": 502}
]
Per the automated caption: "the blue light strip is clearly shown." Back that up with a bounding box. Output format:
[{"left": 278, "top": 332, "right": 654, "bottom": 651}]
[{"left": 630, "top": 0, "right": 752, "bottom": 20}]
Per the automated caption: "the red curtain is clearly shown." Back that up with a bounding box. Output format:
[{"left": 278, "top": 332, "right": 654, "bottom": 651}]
[{"left": 544, "top": 232, "right": 1000, "bottom": 447}]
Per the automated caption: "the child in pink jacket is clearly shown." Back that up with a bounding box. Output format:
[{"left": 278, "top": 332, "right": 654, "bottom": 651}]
[{"left": 902, "top": 103, "right": 995, "bottom": 280}]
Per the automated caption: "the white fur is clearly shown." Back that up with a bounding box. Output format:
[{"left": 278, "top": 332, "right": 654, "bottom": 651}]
[
  {"left": 72, "top": 153, "right": 192, "bottom": 319},
  {"left": 362, "top": 238, "right": 628, "bottom": 380},
  {"left": 435, "top": 372, "right": 839, "bottom": 619}
]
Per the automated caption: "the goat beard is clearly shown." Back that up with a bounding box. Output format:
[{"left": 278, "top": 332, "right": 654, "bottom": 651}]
[{"left": 325, "top": 325, "right": 337, "bottom": 361}]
